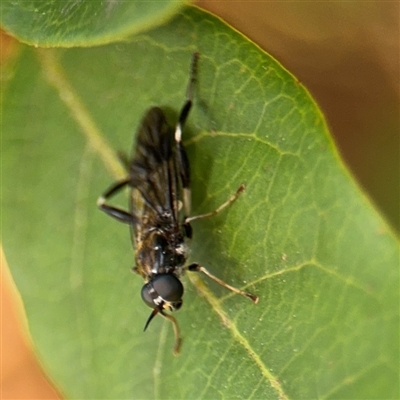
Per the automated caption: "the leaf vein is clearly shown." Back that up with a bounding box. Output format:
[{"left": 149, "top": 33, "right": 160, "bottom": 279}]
[{"left": 187, "top": 273, "right": 288, "bottom": 400}]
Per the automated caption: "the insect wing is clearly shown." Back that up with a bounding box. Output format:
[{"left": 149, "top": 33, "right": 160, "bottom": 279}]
[{"left": 129, "top": 107, "right": 180, "bottom": 237}]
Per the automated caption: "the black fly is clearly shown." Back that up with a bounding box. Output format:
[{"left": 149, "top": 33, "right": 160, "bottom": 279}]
[{"left": 98, "top": 53, "right": 258, "bottom": 355}]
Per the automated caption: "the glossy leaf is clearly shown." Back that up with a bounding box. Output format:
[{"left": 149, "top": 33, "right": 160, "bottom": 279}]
[
  {"left": 2, "top": 6, "right": 399, "bottom": 400},
  {"left": 0, "top": 0, "right": 186, "bottom": 47}
]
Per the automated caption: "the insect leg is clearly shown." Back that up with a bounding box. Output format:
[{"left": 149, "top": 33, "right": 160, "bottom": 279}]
[
  {"left": 175, "top": 52, "right": 199, "bottom": 150},
  {"left": 176, "top": 53, "right": 199, "bottom": 236},
  {"left": 188, "top": 263, "right": 259, "bottom": 303},
  {"left": 144, "top": 308, "right": 182, "bottom": 356},
  {"left": 160, "top": 311, "right": 182, "bottom": 356},
  {"left": 176, "top": 140, "right": 191, "bottom": 217},
  {"left": 185, "top": 184, "right": 245, "bottom": 224},
  {"left": 97, "top": 178, "right": 135, "bottom": 224}
]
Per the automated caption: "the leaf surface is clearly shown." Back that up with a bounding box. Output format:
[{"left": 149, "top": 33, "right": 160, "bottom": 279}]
[
  {"left": 0, "top": 0, "right": 186, "bottom": 47},
  {"left": 2, "top": 6, "right": 399, "bottom": 399}
]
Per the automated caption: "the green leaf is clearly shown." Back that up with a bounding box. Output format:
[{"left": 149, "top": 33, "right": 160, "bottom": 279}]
[
  {"left": 2, "top": 6, "right": 399, "bottom": 400},
  {"left": 0, "top": 0, "right": 186, "bottom": 47}
]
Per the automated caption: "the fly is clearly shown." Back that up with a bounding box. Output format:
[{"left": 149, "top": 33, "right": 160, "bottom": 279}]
[{"left": 98, "top": 53, "right": 258, "bottom": 355}]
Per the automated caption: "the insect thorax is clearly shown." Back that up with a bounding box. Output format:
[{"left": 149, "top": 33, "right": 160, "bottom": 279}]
[{"left": 136, "top": 228, "right": 187, "bottom": 279}]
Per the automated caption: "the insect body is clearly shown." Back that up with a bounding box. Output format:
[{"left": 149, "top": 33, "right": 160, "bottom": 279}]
[{"left": 98, "top": 53, "right": 258, "bottom": 355}]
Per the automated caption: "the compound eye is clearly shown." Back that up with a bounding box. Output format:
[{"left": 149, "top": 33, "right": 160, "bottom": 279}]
[
  {"left": 141, "top": 274, "right": 184, "bottom": 309},
  {"left": 141, "top": 284, "right": 155, "bottom": 308}
]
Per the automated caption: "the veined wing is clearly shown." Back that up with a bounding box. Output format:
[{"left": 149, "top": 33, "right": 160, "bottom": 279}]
[{"left": 129, "top": 107, "right": 181, "bottom": 237}]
